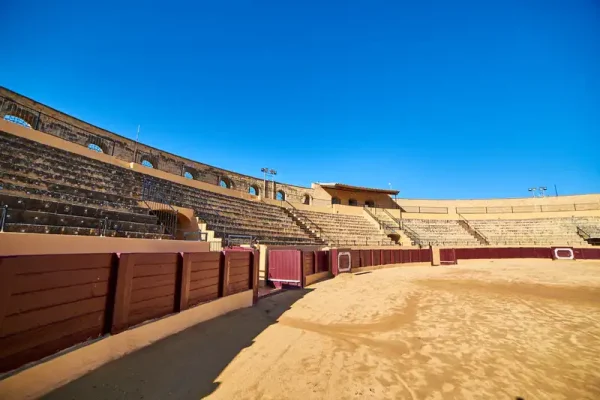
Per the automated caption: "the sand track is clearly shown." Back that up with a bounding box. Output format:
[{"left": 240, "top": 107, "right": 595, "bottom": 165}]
[{"left": 43, "top": 259, "right": 600, "bottom": 400}]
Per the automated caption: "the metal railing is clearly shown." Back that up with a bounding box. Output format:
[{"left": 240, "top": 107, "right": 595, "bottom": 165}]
[
  {"left": 0, "top": 204, "right": 7, "bottom": 232},
  {"left": 381, "top": 209, "right": 423, "bottom": 246},
  {"left": 1, "top": 95, "right": 117, "bottom": 156},
  {"left": 225, "top": 234, "right": 254, "bottom": 247},
  {"left": 141, "top": 176, "right": 178, "bottom": 238},
  {"left": 457, "top": 213, "right": 490, "bottom": 245},
  {"left": 577, "top": 226, "right": 591, "bottom": 240},
  {"left": 284, "top": 200, "right": 331, "bottom": 244},
  {"left": 363, "top": 206, "right": 397, "bottom": 233}
]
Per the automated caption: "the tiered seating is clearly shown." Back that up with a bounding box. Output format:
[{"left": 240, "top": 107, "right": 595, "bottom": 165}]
[
  {"left": 0, "top": 131, "right": 318, "bottom": 245},
  {"left": 0, "top": 132, "right": 168, "bottom": 239},
  {"left": 575, "top": 217, "right": 600, "bottom": 239},
  {"left": 401, "top": 219, "right": 480, "bottom": 246},
  {"left": 469, "top": 218, "right": 595, "bottom": 246},
  {"left": 292, "top": 209, "right": 394, "bottom": 246}
]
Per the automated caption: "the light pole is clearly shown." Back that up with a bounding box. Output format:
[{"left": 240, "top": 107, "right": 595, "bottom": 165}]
[
  {"left": 260, "top": 168, "right": 277, "bottom": 199},
  {"left": 539, "top": 186, "right": 547, "bottom": 197},
  {"left": 528, "top": 187, "right": 537, "bottom": 197}
]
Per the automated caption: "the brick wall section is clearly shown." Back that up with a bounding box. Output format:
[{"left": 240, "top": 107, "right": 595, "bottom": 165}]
[{"left": 0, "top": 87, "right": 315, "bottom": 203}]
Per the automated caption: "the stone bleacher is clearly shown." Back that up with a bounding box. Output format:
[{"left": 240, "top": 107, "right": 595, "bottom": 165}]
[
  {"left": 469, "top": 218, "right": 598, "bottom": 246},
  {"left": 0, "top": 131, "right": 319, "bottom": 245},
  {"left": 401, "top": 219, "right": 481, "bottom": 247},
  {"left": 292, "top": 209, "right": 394, "bottom": 246}
]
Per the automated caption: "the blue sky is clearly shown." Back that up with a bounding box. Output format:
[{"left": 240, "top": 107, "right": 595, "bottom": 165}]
[{"left": 2, "top": 0, "right": 599, "bottom": 199}]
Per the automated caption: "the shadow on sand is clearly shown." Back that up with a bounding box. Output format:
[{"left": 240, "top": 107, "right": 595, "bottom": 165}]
[{"left": 42, "top": 289, "right": 313, "bottom": 400}]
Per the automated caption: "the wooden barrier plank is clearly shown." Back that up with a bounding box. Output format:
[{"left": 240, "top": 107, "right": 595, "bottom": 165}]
[
  {"left": 111, "top": 254, "right": 135, "bottom": 334},
  {"left": 127, "top": 305, "right": 174, "bottom": 328},
  {"left": 229, "top": 281, "right": 249, "bottom": 294},
  {"left": 189, "top": 285, "right": 219, "bottom": 300},
  {"left": 0, "top": 311, "right": 104, "bottom": 359},
  {"left": 7, "top": 282, "right": 109, "bottom": 316},
  {"left": 132, "top": 263, "right": 177, "bottom": 278},
  {"left": 0, "top": 258, "right": 18, "bottom": 333},
  {"left": 127, "top": 253, "right": 178, "bottom": 265},
  {"left": 131, "top": 285, "right": 175, "bottom": 304},
  {"left": 190, "top": 269, "right": 220, "bottom": 281},
  {"left": 13, "top": 254, "right": 113, "bottom": 274},
  {"left": 1, "top": 297, "right": 106, "bottom": 338},
  {"left": 129, "top": 295, "right": 175, "bottom": 313},
  {"left": 14, "top": 269, "right": 111, "bottom": 294},
  {"left": 188, "top": 252, "right": 221, "bottom": 263},
  {"left": 0, "top": 325, "right": 103, "bottom": 374},
  {"left": 190, "top": 261, "right": 221, "bottom": 272},
  {"left": 132, "top": 274, "right": 176, "bottom": 291},
  {"left": 189, "top": 276, "right": 220, "bottom": 290}
]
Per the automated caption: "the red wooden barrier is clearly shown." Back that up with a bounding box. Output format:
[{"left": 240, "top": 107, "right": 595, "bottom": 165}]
[
  {"left": 0, "top": 253, "right": 117, "bottom": 373},
  {"left": 268, "top": 249, "right": 302, "bottom": 287},
  {"left": 315, "top": 250, "right": 330, "bottom": 273},
  {"left": 372, "top": 250, "right": 381, "bottom": 266}
]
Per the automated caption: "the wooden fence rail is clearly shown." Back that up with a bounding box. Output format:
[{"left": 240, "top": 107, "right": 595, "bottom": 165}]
[{"left": 0, "top": 249, "right": 258, "bottom": 374}]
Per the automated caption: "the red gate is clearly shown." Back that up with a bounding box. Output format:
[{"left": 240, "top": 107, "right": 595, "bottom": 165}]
[{"left": 268, "top": 249, "right": 302, "bottom": 288}]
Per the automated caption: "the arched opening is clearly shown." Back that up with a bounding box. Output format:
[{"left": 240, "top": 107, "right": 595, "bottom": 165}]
[
  {"left": 141, "top": 158, "right": 154, "bottom": 168},
  {"left": 349, "top": 199, "right": 358, "bottom": 206},
  {"left": 87, "top": 143, "right": 104, "bottom": 153},
  {"left": 219, "top": 178, "right": 232, "bottom": 189},
  {"left": 3, "top": 115, "right": 31, "bottom": 128},
  {"left": 302, "top": 194, "right": 311, "bottom": 205},
  {"left": 365, "top": 200, "right": 375, "bottom": 208},
  {"left": 182, "top": 166, "right": 198, "bottom": 180},
  {"left": 249, "top": 185, "right": 260, "bottom": 196},
  {"left": 276, "top": 190, "right": 286, "bottom": 201},
  {"left": 331, "top": 197, "right": 341, "bottom": 205}
]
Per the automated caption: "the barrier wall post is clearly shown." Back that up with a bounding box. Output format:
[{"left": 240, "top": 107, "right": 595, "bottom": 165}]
[
  {"left": 179, "top": 252, "right": 192, "bottom": 311},
  {"left": 111, "top": 254, "right": 135, "bottom": 334}
]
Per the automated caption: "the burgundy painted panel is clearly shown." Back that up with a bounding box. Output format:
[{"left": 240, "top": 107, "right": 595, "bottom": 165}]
[
  {"left": 440, "top": 249, "right": 457, "bottom": 264},
  {"left": 534, "top": 248, "right": 552, "bottom": 258},
  {"left": 360, "top": 250, "right": 372, "bottom": 267},
  {"left": 393, "top": 250, "right": 401, "bottom": 264},
  {"left": 372, "top": 250, "right": 381, "bottom": 266},
  {"left": 315, "top": 251, "right": 330, "bottom": 273},
  {"left": 420, "top": 248, "right": 432, "bottom": 263},
  {"left": 578, "top": 248, "right": 600, "bottom": 259},
  {"left": 350, "top": 250, "right": 361, "bottom": 268},
  {"left": 382, "top": 250, "right": 392, "bottom": 265},
  {"left": 268, "top": 250, "right": 301, "bottom": 287}
]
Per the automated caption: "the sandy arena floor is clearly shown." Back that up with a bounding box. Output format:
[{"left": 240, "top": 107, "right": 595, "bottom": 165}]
[{"left": 44, "top": 259, "right": 600, "bottom": 400}]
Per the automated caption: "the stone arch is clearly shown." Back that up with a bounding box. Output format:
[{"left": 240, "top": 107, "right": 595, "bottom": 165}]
[
  {"left": 219, "top": 177, "right": 234, "bottom": 189},
  {"left": 249, "top": 184, "right": 260, "bottom": 196},
  {"left": 365, "top": 200, "right": 375, "bottom": 207},
  {"left": 276, "top": 190, "right": 286, "bottom": 201},
  {"left": 331, "top": 197, "right": 341, "bottom": 205},
  {"left": 349, "top": 198, "right": 358, "bottom": 206},
  {"left": 3, "top": 115, "right": 32, "bottom": 128},
  {"left": 182, "top": 166, "right": 198, "bottom": 180},
  {"left": 87, "top": 143, "right": 104, "bottom": 153},
  {"left": 141, "top": 157, "right": 155, "bottom": 169},
  {"left": 302, "top": 194, "right": 311, "bottom": 205}
]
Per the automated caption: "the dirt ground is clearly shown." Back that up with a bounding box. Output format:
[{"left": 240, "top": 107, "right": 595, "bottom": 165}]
[{"left": 43, "top": 259, "right": 600, "bottom": 400}]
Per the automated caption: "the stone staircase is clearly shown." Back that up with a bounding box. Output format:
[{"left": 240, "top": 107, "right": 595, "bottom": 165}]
[{"left": 282, "top": 207, "right": 329, "bottom": 245}]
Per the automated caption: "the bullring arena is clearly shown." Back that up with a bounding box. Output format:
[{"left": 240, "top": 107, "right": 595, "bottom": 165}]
[{"left": 0, "top": 87, "right": 599, "bottom": 399}]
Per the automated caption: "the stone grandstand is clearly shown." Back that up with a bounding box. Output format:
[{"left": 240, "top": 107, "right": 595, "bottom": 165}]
[{"left": 1, "top": 86, "right": 600, "bottom": 249}]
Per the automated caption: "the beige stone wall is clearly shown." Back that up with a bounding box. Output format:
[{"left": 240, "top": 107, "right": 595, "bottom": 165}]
[{"left": 0, "top": 87, "right": 315, "bottom": 203}]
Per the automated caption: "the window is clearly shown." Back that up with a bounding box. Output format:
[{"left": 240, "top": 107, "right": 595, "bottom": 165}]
[
  {"left": 331, "top": 197, "right": 341, "bottom": 205},
  {"left": 249, "top": 185, "right": 259, "bottom": 196},
  {"left": 365, "top": 200, "right": 375, "bottom": 207},
  {"left": 141, "top": 159, "right": 154, "bottom": 168},
  {"left": 88, "top": 143, "right": 103, "bottom": 153},
  {"left": 276, "top": 190, "right": 285, "bottom": 201},
  {"left": 349, "top": 199, "right": 358, "bottom": 206},
  {"left": 303, "top": 194, "right": 310, "bottom": 205},
  {"left": 219, "top": 179, "right": 231, "bottom": 189},
  {"left": 184, "top": 171, "right": 194, "bottom": 179},
  {"left": 3, "top": 115, "right": 31, "bottom": 128}
]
